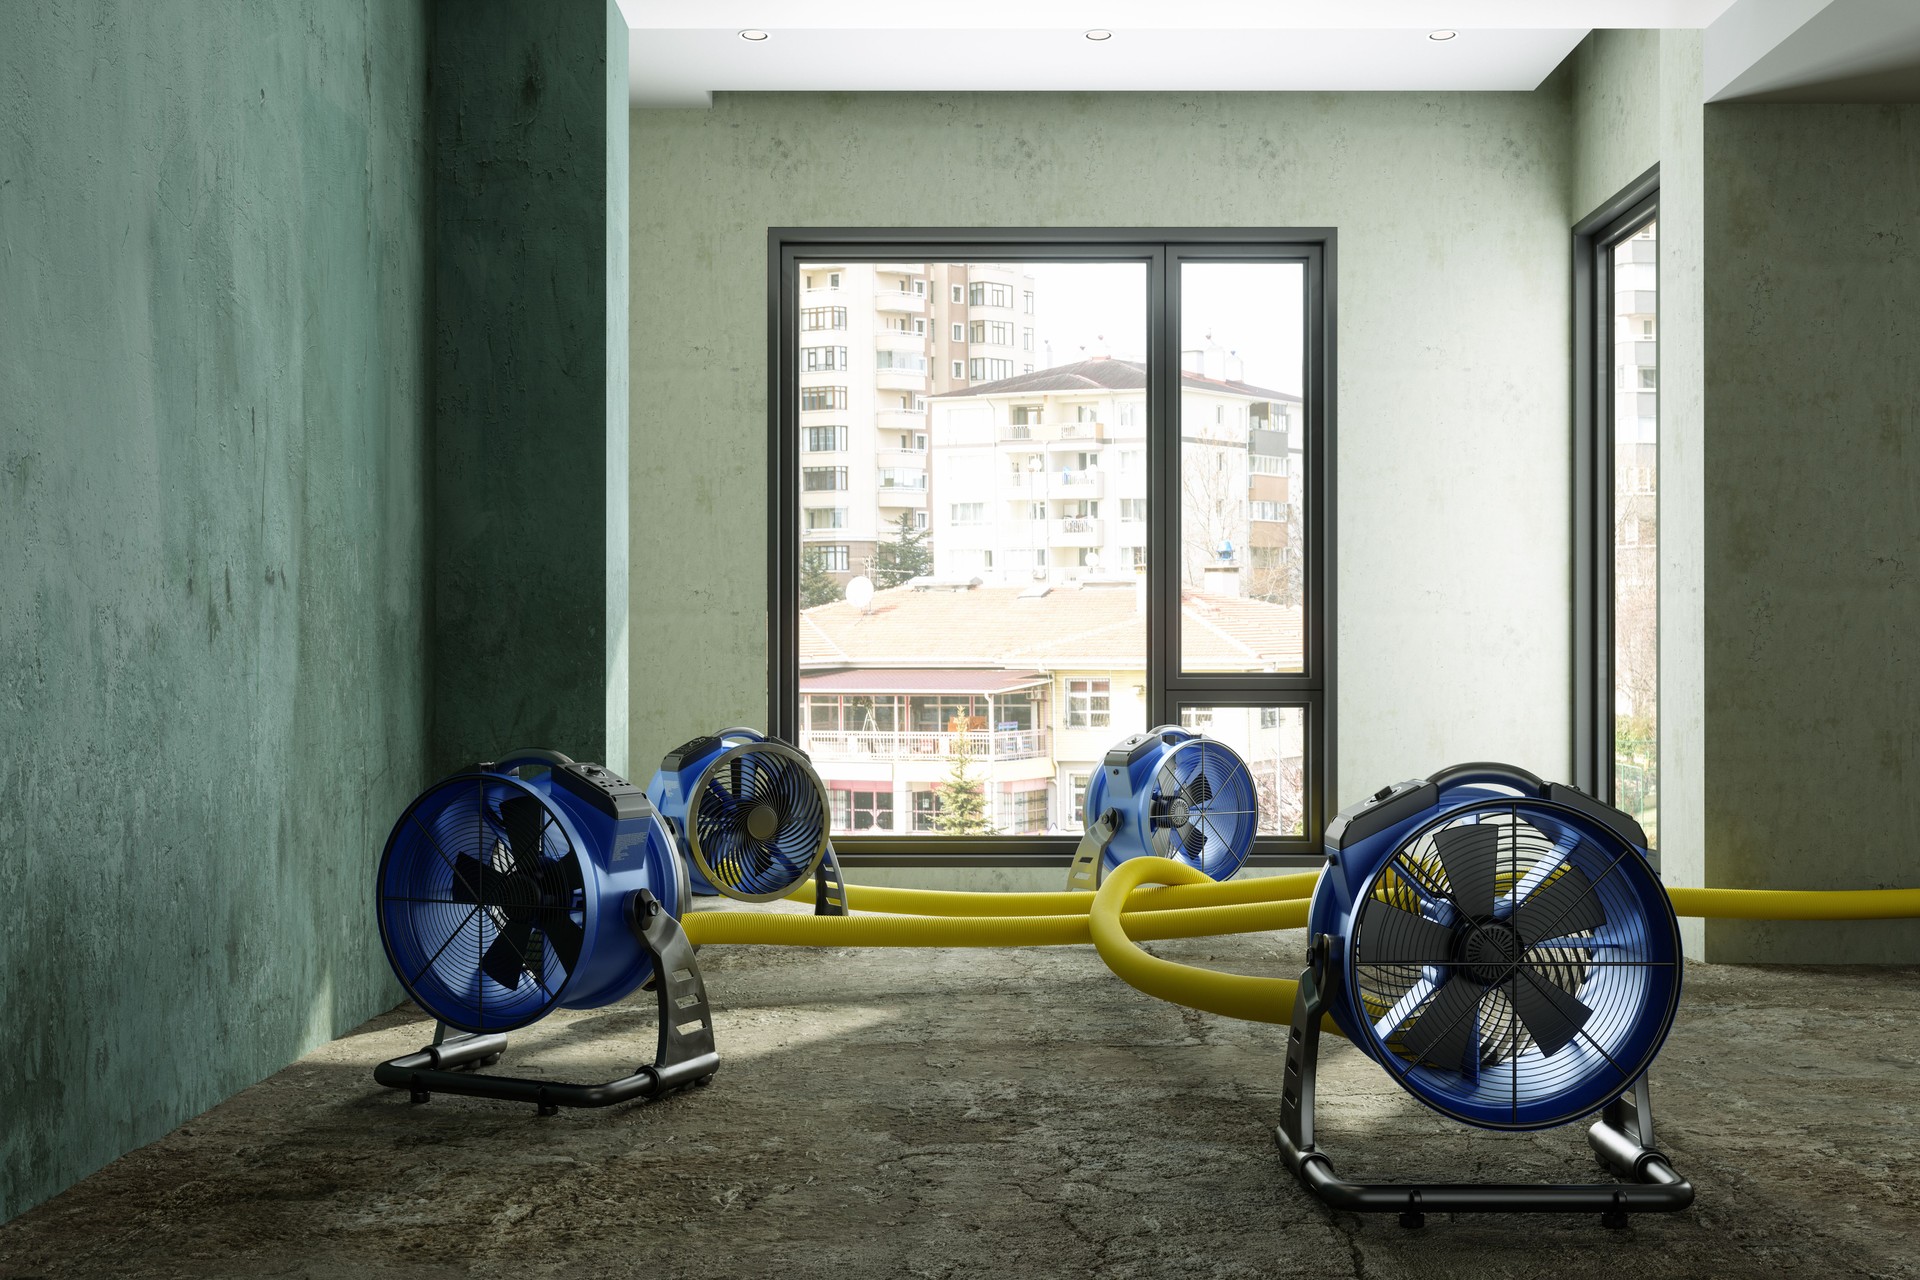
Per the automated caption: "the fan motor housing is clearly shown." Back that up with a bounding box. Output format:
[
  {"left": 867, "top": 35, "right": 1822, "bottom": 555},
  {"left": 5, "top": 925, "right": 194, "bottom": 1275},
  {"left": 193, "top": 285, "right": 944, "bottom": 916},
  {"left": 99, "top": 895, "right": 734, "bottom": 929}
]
[
  {"left": 1308, "top": 763, "right": 1682, "bottom": 1130},
  {"left": 647, "top": 728, "right": 829, "bottom": 901},
  {"left": 377, "top": 758, "right": 685, "bottom": 1034},
  {"left": 1084, "top": 725, "right": 1261, "bottom": 880}
]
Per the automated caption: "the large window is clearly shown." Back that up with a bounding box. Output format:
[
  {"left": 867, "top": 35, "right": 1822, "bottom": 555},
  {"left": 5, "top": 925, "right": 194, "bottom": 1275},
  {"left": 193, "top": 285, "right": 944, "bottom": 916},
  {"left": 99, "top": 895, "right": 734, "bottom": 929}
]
[
  {"left": 772, "top": 234, "right": 1333, "bottom": 862},
  {"left": 1576, "top": 175, "right": 1659, "bottom": 848}
]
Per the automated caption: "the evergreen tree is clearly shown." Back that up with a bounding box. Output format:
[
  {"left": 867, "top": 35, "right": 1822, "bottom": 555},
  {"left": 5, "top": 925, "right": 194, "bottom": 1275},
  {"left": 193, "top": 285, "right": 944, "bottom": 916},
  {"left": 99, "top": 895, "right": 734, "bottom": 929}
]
[
  {"left": 934, "top": 730, "right": 996, "bottom": 835},
  {"left": 799, "top": 550, "right": 843, "bottom": 609},
  {"left": 872, "top": 512, "right": 932, "bottom": 589}
]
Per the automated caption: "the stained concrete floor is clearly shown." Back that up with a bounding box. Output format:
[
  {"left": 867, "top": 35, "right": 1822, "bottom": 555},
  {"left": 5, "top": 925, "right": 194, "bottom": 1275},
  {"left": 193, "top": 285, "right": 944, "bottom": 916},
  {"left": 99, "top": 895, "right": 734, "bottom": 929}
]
[{"left": 2, "top": 910, "right": 1916, "bottom": 1279}]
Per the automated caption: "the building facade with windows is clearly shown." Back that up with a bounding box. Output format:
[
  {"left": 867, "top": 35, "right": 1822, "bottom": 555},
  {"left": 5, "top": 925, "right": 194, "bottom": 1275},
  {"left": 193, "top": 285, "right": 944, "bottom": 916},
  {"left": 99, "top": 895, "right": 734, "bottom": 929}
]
[
  {"left": 797, "top": 578, "right": 1304, "bottom": 836},
  {"left": 798, "top": 262, "right": 1038, "bottom": 596},
  {"left": 926, "top": 357, "right": 1299, "bottom": 593}
]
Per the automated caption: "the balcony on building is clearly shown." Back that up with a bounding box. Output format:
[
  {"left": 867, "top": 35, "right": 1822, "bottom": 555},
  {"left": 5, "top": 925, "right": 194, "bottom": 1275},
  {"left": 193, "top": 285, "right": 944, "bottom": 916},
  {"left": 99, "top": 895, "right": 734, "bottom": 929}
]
[
  {"left": 874, "top": 289, "right": 927, "bottom": 315},
  {"left": 997, "top": 419, "right": 1107, "bottom": 445},
  {"left": 1051, "top": 516, "right": 1106, "bottom": 547},
  {"left": 797, "top": 669, "right": 1052, "bottom": 766}
]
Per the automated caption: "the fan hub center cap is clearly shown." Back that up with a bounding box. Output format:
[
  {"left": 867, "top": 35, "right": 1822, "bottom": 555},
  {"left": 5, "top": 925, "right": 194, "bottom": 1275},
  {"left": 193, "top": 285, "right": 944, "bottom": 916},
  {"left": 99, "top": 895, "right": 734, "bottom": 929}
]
[
  {"left": 745, "top": 803, "right": 780, "bottom": 841},
  {"left": 1164, "top": 797, "right": 1191, "bottom": 826},
  {"left": 1458, "top": 921, "right": 1522, "bottom": 985}
]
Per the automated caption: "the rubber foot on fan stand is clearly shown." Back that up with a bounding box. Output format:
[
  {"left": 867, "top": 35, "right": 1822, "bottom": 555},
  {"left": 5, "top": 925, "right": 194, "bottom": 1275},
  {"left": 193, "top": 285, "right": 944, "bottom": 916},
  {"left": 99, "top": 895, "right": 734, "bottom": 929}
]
[
  {"left": 409, "top": 1090, "right": 430, "bottom": 1105},
  {"left": 1601, "top": 1210, "right": 1629, "bottom": 1231},
  {"left": 537, "top": 1103, "right": 559, "bottom": 1117},
  {"left": 1399, "top": 1212, "right": 1425, "bottom": 1230}
]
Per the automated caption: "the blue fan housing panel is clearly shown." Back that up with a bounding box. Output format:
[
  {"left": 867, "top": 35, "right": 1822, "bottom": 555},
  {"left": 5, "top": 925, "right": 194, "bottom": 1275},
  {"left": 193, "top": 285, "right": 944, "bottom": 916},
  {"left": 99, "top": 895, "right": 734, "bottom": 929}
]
[
  {"left": 647, "top": 729, "right": 764, "bottom": 896},
  {"left": 648, "top": 728, "right": 827, "bottom": 901},
  {"left": 1084, "top": 725, "right": 1260, "bottom": 880},
  {"left": 378, "top": 760, "right": 683, "bottom": 1034},
  {"left": 1308, "top": 765, "right": 1682, "bottom": 1130}
]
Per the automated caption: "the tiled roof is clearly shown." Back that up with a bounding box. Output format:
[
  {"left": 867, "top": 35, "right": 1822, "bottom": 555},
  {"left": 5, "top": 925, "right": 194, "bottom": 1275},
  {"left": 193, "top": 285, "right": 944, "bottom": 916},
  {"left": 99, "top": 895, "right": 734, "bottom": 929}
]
[
  {"left": 934, "top": 357, "right": 1299, "bottom": 404},
  {"left": 798, "top": 581, "right": 1303, "bottom": 674},
  {"left": 799, "top": 668, "right": 1050, "bottom": 694}
]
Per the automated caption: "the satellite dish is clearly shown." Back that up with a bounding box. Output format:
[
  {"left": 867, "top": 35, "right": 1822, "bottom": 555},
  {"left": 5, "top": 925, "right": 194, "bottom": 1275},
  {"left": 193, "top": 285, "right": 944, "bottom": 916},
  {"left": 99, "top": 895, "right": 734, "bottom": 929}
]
[{"left": 845, "top": 575, "right": 875, "bottom": 611}]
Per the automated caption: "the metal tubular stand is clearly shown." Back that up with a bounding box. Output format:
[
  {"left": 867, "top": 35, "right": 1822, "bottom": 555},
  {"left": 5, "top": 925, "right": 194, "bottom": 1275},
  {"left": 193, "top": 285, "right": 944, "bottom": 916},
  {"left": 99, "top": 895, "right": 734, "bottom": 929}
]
[
  {"left": 815, "top": 842, "right": 851, "bottom": 916},
  {"left": 374, "top": 889, "right": 719, "bottom": 1115},
  {"left": 1064, "top": 810, "right": 1120, "bottom": 892},
  {"left": 1273, "top": 936, "right": 1694, "bottom": 1229}
]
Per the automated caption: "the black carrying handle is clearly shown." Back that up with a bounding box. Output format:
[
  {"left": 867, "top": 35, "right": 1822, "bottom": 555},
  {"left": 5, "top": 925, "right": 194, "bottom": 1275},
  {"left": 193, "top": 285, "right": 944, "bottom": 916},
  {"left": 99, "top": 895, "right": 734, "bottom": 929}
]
[
  {"left": 1425, "top": 761, "right": 1547, "bottom": 798},
  {"left": 491, "top": 747, "right": 577, "bottom": 774}
]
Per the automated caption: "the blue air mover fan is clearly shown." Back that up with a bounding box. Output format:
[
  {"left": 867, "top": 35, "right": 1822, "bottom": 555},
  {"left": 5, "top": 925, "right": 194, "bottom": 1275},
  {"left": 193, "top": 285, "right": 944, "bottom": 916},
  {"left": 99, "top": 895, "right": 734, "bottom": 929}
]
[
  {"left": 372, "top": 750, "right": 717, "bottom": 1115},
  {"left": 1275, "top": 763, "right": 1692, "bottom": 1228},
  {"left": 1067, "top": 725, "right": 1260, "bottom": 891},
  {"left": 647, "top": 727, "right": 848, "bottom": 915}
]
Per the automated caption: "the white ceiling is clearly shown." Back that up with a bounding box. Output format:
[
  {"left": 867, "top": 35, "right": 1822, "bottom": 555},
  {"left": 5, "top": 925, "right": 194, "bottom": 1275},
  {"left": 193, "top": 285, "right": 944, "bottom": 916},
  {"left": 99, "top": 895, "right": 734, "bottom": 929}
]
[{"left": 615, "top": 1, "right": 1744, "bottom": 107}]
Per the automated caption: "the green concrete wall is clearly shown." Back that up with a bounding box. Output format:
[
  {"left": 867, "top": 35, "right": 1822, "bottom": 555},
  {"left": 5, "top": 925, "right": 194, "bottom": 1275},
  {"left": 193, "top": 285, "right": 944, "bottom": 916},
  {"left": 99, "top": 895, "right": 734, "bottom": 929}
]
[
  {"left": 1703, "top": 104, "right": 1920, "bottom": 963},
  {"left": 628, "top": 90, "right": 1578, "bottom": 798},
  {"left": 430, "top": 0, "right": 625, "bottom": 774},
  {"left": 0, "top": 0, "right": 433, "bottom": 1223},
  {"left": 1569, "top": 31, "right": 1710, "bottom": 958}
]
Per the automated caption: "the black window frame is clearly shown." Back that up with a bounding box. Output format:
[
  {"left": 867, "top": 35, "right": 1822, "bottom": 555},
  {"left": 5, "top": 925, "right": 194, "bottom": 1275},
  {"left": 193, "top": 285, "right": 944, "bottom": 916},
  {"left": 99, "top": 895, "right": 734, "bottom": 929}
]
[
  {"left": 1572, "top": 168, "right": 1659, "bottom": 811},
  {"left": 770, "top": 228, "right": 1336, "bottom": 866}
]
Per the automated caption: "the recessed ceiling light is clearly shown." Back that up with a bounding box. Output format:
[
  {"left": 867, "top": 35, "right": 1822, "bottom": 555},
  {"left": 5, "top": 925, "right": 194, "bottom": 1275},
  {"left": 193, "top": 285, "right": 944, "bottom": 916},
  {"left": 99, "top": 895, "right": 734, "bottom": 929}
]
[
  {"left": 738, "top": 29, "right": 769, "bottom": 42},
  {"left": 1085, "top": 30, "right": 1112, "bottom": 42},
  {"left": 1428, "top": 30, "right": 1457, "bottom": 42}
]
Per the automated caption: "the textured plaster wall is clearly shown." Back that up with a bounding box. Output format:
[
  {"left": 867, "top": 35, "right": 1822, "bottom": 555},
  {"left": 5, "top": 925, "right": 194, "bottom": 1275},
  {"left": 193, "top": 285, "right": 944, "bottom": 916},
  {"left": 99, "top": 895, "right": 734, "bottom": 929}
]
[
  {"left": 430, "top": 0, "right": 624, "bottom": 773},
  {"left": 628, "top": 91, "right": 1577, "bottom": 800},
  {"left": 1702, "top": 104, "right": 1920, "bottom": 963},
  {"left": 0, "top": 0, "right": 432, "bottom": 1222},
  {"left": 1569, "top": 30, "right": 1711, "bottom": 958}
]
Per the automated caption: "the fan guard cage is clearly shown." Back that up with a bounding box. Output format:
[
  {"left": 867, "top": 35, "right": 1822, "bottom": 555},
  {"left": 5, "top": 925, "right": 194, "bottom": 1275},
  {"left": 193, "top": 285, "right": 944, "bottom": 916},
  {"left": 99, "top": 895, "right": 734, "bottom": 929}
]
[
  {"left": 378, "top": 774, "right": 593, "bottom": 1034},
  {"left": 687, "top": 741, "right": 830, "bottom": 902},
  {"left": 1345, "top": 798, "right": 1681, "bottom": 1130},
  {"left": 1084, "top": 730, "right": 1261, "bottom": 880}
]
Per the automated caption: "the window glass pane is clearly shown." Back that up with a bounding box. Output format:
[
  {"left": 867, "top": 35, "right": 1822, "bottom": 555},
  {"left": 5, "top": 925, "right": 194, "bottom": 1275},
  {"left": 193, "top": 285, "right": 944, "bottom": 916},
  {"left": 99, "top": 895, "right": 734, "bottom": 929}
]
[
  {"left": 1177, "top": 262, "right": 1305, "bottom": 674},
  {"left": 1176, "top": 705, "right": 1306, "bottom": 837},
  {"left": 1612, "top": 220, "right": 1658, "bottom": 847},
  {"left": 797, "top": 261, "right": 1147, "bottom": 836}
]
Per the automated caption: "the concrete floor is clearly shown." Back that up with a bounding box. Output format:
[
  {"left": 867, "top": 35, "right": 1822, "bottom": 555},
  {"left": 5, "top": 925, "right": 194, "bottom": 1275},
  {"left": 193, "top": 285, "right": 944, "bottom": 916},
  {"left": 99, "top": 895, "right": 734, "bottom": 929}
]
[{"left": 2, "top": 911, "right": 1916, "bottom": 1279}]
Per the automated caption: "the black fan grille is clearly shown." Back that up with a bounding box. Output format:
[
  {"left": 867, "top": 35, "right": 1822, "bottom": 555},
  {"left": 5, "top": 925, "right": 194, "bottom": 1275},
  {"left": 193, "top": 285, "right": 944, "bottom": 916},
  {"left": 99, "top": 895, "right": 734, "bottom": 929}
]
[
  {"left": 688, "top": 742, "right": 828, "bottom": 902},
  {"left": 1355, "top": 812, "right": 1598, "bottom": 1073}
]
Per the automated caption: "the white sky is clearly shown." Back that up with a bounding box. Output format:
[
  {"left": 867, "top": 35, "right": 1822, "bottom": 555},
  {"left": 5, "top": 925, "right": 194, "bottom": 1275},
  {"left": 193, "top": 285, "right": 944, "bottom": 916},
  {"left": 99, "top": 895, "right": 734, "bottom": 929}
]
[{"left": 1024, "top": 261, "right": 1305, "bottom": 398}]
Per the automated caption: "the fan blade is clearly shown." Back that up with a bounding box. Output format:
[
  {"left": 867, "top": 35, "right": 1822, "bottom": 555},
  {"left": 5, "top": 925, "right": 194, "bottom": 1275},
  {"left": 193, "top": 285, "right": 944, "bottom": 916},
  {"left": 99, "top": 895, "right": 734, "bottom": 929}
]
[
  {"left": 1507, "top": 822, "right": 1582, "bottom": 905},
  {"left": 537, "top": 914, "right": 584, "bottom": 973},
  {"left": 1400, "top": 974, "right": 1484, "bottom": 1070},
  {"left": 1511, "top": 965, "right": 1595, "bottom": 1056},
  {"left": 495, "top": 795, "right": 546, "bottom": 875},
  {"left": 1180, "top": 822, "right": 1207, "bottom": 862},
  {"left": 1153, "top": 757, "right": 1181, "bottom": 817},
  {"left": 1359, "top": 901, "right": 1456, "bottom": 965},
  {"left": 1432, "top": 824, "right": 1502, "bottom": 919},
  {"left": 450, "top": 854, "right": 509, "bottom": 904},
  {"left": 1514, "top": 864, "right": 1607, "bottom": 947},
  {"left": 481, "top": 914, "right": 534, "bottom": 988}
]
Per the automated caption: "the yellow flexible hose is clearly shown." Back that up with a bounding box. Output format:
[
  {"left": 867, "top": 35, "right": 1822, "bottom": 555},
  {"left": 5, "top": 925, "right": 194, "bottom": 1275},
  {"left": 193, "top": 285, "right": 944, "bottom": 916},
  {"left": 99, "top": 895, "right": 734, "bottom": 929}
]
[
  {"left": 699, "top": 863, "right": 1920, "bottom": 1032},
  {"left": 1089, "top": 857, "right": 1313, "bottom": 1027},
  {"left": 780, "top": 872, "right": 1320, "bottom": 917},
  {"left": 680, "top": 895, "right": 1309, "bottom": 949},
  {"left": 1667, "top": 886, "right": 1920, "bottom": 920}
]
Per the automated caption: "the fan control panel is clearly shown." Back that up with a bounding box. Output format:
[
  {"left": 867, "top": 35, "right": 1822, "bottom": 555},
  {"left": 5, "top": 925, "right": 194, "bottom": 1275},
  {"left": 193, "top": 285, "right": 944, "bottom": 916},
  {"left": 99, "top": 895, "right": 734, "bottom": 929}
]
[
  {"left": 1324, "top": 777, "right": 1438, "bottom": 852},
  {"left": 552, "top": 761, "right": 651, "bottom": 823}
]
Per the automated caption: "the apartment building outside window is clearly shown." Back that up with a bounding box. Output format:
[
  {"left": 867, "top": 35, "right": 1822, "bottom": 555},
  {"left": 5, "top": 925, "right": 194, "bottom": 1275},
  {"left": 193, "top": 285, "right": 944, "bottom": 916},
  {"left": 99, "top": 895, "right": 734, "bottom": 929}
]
[
  {"left": 807, "top": 545, "right": 850, "bottom": 572},
  {"left": 803, "top": 466, "right": 849, "bottom": 492},
  {"left": 1066, "top": 678, "right": 1111, "bottom": 729},
  {"left": 803, "top": 345, "right": 848, "bottom": 371},
  {"left": 772, "top": 233, "right": 1333, "bottom": 859},
  {"left": 802, "top": 306, "right": 848, "bottom": 330}
]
